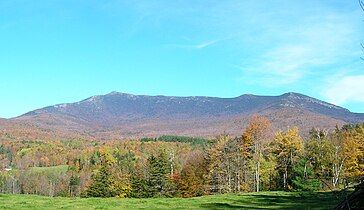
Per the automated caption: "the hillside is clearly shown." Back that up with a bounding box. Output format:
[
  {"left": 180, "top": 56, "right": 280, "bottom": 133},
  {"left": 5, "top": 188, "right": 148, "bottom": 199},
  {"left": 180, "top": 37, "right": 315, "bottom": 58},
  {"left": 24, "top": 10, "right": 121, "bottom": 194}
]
[{"left": 2, "top": 92, "right": 364, "bottom": 139}]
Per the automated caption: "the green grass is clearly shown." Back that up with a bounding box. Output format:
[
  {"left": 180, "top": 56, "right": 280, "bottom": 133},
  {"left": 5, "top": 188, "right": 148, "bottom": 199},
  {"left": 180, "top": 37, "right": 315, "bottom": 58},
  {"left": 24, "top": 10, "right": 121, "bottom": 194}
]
[{"left": 0, "top": 191, "right": 345, "bottom": 210}]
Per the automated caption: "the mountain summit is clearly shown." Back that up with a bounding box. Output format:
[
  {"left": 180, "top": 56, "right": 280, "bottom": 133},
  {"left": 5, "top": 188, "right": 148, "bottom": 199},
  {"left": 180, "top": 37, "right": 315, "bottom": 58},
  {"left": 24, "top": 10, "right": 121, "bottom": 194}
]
[{"left": 8, "top": 92, "right": 364, "bottom": 139}]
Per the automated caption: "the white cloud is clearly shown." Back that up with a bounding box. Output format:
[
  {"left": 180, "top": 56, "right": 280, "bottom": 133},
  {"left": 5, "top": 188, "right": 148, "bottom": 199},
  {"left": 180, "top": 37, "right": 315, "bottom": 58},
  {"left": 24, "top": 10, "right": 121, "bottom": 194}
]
[
  {"left": 323, "top": 75, "right": 364, "bottom": 105},
  {"left": 236, "top": 9, "right": 362, "bottom": 86},
  {"left": 166, "top": 39, "right": 222, "bottom": 50},
  {"left": 103, "top": 0, "right": 364, "bottom": 98}
]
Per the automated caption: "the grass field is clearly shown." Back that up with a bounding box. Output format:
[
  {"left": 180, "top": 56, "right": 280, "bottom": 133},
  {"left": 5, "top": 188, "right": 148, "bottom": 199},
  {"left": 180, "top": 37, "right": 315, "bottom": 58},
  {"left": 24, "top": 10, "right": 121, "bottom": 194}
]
[{"left": 0, "top": 191, "right": 345, "bottom": 210}]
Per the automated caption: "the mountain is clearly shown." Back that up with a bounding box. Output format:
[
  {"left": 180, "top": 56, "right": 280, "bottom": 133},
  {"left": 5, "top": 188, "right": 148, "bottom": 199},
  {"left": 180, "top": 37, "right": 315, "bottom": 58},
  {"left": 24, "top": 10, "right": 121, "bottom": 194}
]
[
  {"left": 3, "top": 92, "right": 364, "bottom": 139},
  {"left": 0, "top": 118, "right": 6, "bottom": 125}
]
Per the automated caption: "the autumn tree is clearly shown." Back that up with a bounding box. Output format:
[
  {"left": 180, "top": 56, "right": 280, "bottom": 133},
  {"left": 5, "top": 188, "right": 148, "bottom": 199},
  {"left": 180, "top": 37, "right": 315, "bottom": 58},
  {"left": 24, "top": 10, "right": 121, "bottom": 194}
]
[
  {"left": 305, "top": 128, "right": 335, "bottom": 188},
  {"left": 259, "top": 153, "right": 278, "bottom": 191},
  {"left": 207, "top": 134, "right": 254, "bottom": 193},
  {"left": 242, "top": 115, "right": 272, "bottom": 192},
  {"left": 178, "top": 150, "right": 207, "bottom": 197},
  {"left": 84, "top": 149, "right": 131, "bottom": 198},
  {"left": 341, "top": 124, "right": 364, "bottom": 184},
  {"left": 271, "top": 127, "right": 303, "bottom": 190},
  {"left": 207, "top": 134, "right": 243, "bottom": 193},
  {"left": 322, "top": 126, "right": 346, "bottom": 188},
  {"left": 84, "top": 150, "right": 116, "bottom": 197}
]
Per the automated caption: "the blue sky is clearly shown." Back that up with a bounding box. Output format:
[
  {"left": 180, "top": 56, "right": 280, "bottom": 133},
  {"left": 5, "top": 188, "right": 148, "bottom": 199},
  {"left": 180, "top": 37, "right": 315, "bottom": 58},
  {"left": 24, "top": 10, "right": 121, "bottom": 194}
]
[{"left": 0, "top": 0, "right": 363, "bottom": 118}]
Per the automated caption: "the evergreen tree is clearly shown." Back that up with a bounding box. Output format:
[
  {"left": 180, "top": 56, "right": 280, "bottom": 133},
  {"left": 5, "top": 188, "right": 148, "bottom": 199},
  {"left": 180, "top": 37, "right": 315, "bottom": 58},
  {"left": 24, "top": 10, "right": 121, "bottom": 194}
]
[
  {"left": 85, "top": 164, "right": 115, "bottom": 197},
  {"left": 292, "top": 159, "right": 320, "bottom": 191},
  {"left": 130, "top": 176, "right": 151, "bottom": 198},
  {"left": 68, "top": 174, "right": 80, "bottom": 197},
  {"left": 84, "top": 149, "right": 127, "bottom": 198},
  {"left": 147, "top": 151, "right": 170, "bottom": 197}
]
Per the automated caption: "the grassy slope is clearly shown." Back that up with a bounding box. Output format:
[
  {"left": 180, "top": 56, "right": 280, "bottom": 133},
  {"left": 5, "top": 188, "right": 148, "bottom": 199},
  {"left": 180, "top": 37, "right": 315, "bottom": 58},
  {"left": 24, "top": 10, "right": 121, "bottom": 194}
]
[{"left": 0, "top": 191, "right": 345, "bottom": 210}]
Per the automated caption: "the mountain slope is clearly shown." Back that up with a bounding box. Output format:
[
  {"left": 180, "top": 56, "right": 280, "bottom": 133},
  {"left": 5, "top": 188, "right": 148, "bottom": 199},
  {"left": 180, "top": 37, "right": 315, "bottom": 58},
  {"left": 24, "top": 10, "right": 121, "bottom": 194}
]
[{"left": 5, "top": 92, "right": 364, "bottom": 139}]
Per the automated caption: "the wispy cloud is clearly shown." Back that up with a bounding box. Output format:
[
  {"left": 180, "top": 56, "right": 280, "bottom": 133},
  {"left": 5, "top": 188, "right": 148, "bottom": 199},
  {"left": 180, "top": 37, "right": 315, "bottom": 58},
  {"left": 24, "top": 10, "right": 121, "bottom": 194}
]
[
  {"left": 323, "top": 74, "right": 364, "bottom": 105},
  {"left": 99, "top": 0, "right": 364, "bottom": 111},
  {"left": 235, "top": 6, "right": 362, "bottom": 86},
  {"left": 165, "top": 39, "right": 224, "bottom": 50}
]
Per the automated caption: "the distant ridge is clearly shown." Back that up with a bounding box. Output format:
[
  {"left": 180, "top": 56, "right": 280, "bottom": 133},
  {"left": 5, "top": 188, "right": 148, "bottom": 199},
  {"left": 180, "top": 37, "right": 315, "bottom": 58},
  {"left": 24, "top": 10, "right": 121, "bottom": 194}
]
[{"left": 3, "top": 92, "right": 364, "bottom": 139}]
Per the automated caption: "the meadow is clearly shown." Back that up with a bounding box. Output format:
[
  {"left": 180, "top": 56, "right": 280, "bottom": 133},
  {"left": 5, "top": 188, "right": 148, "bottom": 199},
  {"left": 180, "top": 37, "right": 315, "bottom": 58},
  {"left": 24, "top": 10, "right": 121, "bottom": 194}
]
[{"left": 0, "top": 191, "right": 346, "bottom": 210}]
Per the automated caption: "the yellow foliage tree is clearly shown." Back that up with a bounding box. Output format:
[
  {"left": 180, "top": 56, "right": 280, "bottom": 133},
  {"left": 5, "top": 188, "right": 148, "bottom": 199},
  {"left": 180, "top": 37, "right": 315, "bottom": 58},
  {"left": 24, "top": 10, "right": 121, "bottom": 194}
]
[
  {"left": 271, "top": 127, "right": 303, "bottom": 190},
  {"left": 242, "top": 115, "right": 272, "bottom": 192},
  {"left": 342, "top": 125, "right": 364, "bottom": 183}
]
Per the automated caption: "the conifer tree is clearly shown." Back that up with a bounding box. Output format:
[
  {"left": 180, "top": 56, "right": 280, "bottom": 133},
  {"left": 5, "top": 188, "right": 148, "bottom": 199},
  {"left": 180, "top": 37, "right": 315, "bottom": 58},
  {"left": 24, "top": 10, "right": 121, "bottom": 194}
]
[
  {"left": 85, "top": 164, "right": 115, "bottom": 197},
  {"left": 147, "top": 151, "right": 170, "bottom": 197},
  {"left": 292, "top": 159, "right": 320, "bottom": 191}
]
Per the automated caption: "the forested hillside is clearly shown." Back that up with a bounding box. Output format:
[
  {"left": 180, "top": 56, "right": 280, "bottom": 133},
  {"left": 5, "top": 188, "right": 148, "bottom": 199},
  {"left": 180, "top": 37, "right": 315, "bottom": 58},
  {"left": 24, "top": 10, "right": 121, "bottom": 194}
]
[{"left": 1, "top": 116, "right": 363, "bottom": 198}]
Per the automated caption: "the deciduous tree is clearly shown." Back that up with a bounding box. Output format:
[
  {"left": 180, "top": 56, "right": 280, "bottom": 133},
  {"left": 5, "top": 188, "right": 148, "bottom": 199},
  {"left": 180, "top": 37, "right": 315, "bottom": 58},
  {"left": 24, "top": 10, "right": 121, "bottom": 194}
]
[
  {"left": 271, "top": 127, "right": 303, "bottom": 190},
  {"left": 242, "top": 115, "right": 272, "bottom": 192}
]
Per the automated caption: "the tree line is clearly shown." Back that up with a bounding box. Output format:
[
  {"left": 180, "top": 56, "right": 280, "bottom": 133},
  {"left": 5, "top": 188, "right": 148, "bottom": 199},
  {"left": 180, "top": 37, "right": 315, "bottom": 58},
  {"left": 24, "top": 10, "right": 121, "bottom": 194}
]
[{"left": 0, "top": 115, "right": 363, "bottom": 198}]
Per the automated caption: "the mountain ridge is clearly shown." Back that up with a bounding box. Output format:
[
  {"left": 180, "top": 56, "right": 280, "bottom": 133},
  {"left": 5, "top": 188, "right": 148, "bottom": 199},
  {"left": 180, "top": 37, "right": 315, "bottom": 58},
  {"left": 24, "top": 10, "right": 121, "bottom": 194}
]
[
  {"left": 18, "top": 91, "right": 350, "bottom": 114},
  {"left": 3, "top": 92, "right": 363, "bottom": 139},
  {"left": 17, "top": 91, "right": 357, "bottom": 120}
]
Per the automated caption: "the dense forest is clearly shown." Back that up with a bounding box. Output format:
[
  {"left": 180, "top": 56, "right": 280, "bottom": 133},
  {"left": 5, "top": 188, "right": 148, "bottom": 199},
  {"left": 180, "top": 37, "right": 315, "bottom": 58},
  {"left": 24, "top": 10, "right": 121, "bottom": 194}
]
[{"left": 0, "top": 115, "right": 363, "bottom": 198}]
